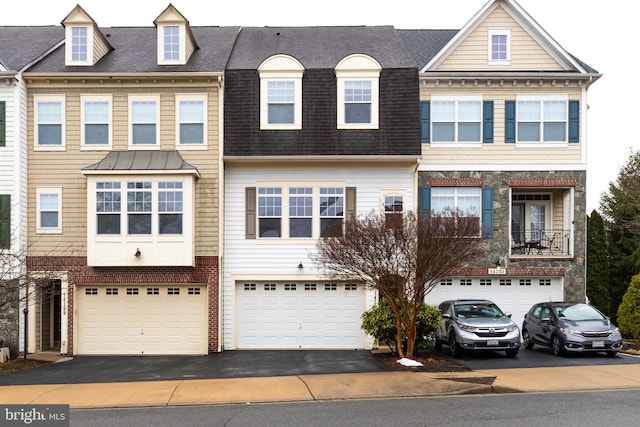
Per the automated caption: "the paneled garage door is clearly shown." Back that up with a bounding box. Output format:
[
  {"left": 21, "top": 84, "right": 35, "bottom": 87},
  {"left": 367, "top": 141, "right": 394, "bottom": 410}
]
[
  {"left": 75, "top": 285, "right": 208, "bottom": 355},
  {"left": 236, "top": 282, "right": 367, "bottom": 349},
  {"left": 424, "top": 277, "right": 563, "bottom": 330}
]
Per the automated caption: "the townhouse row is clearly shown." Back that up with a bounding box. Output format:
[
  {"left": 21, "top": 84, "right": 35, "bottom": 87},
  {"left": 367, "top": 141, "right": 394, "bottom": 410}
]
[{"left": 0, "top": 0, "right": 599, "bottom": 356}]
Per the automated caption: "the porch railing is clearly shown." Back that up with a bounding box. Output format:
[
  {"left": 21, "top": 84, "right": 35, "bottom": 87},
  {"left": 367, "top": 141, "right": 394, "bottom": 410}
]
[{"left": 510, "top": 229, "right": 570, "bottom": 256}]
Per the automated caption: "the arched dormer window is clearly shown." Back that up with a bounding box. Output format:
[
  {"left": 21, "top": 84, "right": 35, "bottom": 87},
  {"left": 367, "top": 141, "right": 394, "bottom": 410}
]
[
  {"left": 258, "top": 55, "right": 305, "bottom": 130},
  {"left": 335, "top": 54, "right": 381, "bottom": 129}
]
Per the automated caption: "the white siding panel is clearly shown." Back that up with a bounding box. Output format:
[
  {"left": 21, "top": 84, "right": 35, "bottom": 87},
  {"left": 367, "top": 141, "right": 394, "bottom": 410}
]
[{"left": 223, "top": 165, "right": 415, "bottom": 349}]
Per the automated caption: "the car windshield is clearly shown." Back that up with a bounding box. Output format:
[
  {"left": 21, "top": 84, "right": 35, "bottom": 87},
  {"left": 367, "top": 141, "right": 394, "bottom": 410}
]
[
  {"left": 555, "top": 304, "right": 606, "bottom": 321},
  {"left": 454, "top": 303, "right": 504, "bottom": 318}
]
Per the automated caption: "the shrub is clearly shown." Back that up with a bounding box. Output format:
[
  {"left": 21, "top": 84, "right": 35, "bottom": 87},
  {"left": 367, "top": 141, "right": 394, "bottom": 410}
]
[
  {"left": 617, "top": 274, "right": 640, "bottom": 339},
  {"left": 361, "top": 298, "right": 440, "bottom": 355}
]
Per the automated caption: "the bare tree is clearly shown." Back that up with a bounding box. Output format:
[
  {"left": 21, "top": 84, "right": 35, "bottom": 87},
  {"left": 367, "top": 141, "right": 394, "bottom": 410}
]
[{"left": 313, "top": 210, "right": 484, "bottom": 358}]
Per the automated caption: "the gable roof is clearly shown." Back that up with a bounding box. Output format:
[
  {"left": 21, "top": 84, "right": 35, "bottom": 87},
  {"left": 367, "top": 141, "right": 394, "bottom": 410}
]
[
  {"left": 397, "top": 29, "right": 458, "bottom": 71},
  {"left": 227, "top": 26, "right": 417, "bottom": 70},
  {"left": 408, "top": 0, "right": 598, "bottom": 75},
  {"left": 26, "top": 25, "right": 239, "bottom": 73},
  {"left": 0, "top": 26, "right": 64, "bottom": 72}
]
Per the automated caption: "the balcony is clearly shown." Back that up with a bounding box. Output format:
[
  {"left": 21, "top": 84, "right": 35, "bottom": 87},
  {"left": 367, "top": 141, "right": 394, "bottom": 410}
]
[{"left": 510, "top": 229, "right": 571, "bottom": 257}]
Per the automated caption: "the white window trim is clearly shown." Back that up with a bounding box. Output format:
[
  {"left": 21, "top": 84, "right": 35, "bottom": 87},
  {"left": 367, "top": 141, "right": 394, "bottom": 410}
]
[
  {"left": 381, "top": 190, "right": 406, "bottom": 212},
  {"left": 65, "top": 25, "right": 93, "bottom": 66},
  {"left": 81, "top": 95, "right": 112, "bottom": 150},
  {"left": 258, "top": 55, "right": 305, "bottom": 130},
  {"left": 128, "top": 95, "right": 160, "bottom": 149},
  {"left": 36, "top": 187, "right": 62, "bottom": 234},
  {"left": 430, "top": 95, "right": 483, "bottom": 147},
  {"left": 515, "top": 94, "right": 569, "bottom": 147},
  {"left": 256, "top": 181, "right": 345, "bottom": 241},
  {"left": 488, "top": 29, "right": 511, "bottom": 65},
  {"left": 157, "top": 24, "right": 185, "bottom": 65},
  {"left": 335, "top": 54, "right": 381, "bottom": 130},
  {"left": 33, "top": 95, "right": 66, "bottom": 151},
  {"left": 430, "top": 187, "right": 483, "bottom": 237},
  {"left": 175, "top": 94, "right": 208, "bottom": 149}
]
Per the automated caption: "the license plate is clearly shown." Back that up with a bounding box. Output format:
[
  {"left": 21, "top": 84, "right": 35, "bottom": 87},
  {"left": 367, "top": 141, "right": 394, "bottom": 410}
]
[
  {"left": 487, "top": 340, "right": 499, "bottom": 346},
  {"left": 593, "top": 341, "right": 605, "bottom": 348}
]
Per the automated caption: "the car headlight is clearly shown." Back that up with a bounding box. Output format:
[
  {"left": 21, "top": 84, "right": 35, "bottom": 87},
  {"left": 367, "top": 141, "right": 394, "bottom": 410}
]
[
  {"left": 457, "top": 322, "right": 476, "bottom": 333},
  {"left": 506, "top": 324, "right": 518, "bottom": 332},
  {"left": 560, "top": 327, "right": 582, "bottom": 336}
]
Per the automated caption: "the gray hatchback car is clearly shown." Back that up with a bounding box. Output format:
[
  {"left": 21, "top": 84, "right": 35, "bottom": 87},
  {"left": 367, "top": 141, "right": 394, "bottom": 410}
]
[
  {"left": 522, "top": 302, "right": 623, "bottom": 356},
  {"left": 434, "top": 299, "right": 521, "bottom": 358}
]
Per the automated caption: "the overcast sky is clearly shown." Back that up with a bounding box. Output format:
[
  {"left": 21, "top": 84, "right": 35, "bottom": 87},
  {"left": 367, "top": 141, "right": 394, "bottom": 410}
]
[{"left": 1, "top": 0, "right": 632, "bottom": 213}]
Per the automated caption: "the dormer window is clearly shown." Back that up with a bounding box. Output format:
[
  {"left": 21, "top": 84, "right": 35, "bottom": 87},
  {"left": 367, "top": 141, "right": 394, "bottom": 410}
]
[
  {"left": 72, "top": 27, "right": 88, "bottom": 61},
  {"left": 62, "top": 5, "right": 112, "bottom": 67},
  {"left": 488, "top": 29, "right": 511, "bottom": 65},
  {"left": 154, "top": 4, "right": 198, "bottom": 66},
  {"left": 335, "top": 54, "right": 381, "bottom": 129},
  {"left": 163, "top": 26, "right": 180, "bottom": 61},
  {"left": 258, "top": 55, "right": 305, "bottom": 130}
]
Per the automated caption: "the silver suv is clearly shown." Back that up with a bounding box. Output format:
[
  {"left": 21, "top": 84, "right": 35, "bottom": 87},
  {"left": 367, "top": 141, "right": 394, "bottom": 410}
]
[{"left": 435, "top": 299, "right": 521, "bottom": 358}]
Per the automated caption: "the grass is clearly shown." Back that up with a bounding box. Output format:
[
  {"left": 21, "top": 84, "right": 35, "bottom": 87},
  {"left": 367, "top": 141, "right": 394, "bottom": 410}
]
[{"left": 0, "top": 358, "right": 51, "bottom": 375}]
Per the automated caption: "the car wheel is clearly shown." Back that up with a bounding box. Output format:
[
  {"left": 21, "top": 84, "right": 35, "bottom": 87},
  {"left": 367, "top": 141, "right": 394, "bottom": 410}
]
[
  {"left": 434, "top": 337, "right": 443, "bottom": 351},
  {"left": 505, "top": 348, "right": 519, "bottom": 357},
  {"left": 522, "top": 329, "right": 534, "bottom": 350},
  {"left": 606, "top": 350, "right": 618, "bottom": 357},
  {"left": 449, "top": 332, "right": 463, "bottom": 358},
  {"left": 551, "top": 335, "right": 564, "bottom": 356}
]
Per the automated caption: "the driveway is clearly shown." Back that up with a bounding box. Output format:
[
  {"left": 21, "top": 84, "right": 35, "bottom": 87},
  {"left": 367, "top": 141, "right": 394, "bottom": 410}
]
[
  {"left": 451, "top": 346, "right": 640, "bottom": 370},
  {"left": 0, "top": 350, "right": 391, "bottom": 386}
]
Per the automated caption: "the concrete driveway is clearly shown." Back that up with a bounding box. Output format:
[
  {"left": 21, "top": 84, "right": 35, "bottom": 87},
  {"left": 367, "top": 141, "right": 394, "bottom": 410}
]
[{"left": 0, "top": 350, "right": 391, "bottom": 386}]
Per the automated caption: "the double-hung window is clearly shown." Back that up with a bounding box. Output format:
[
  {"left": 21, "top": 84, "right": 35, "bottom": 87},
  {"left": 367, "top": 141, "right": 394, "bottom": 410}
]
[
  {"left": 289, "top": 187, "right": 313, "bottom": 238},
  {"left": 336, "top": 54, "right": 381, "bottom": 129},
  {"left": 488, "top": 29, "right": 510, "bottom": 64},
  {"left": 34, "top": 96, "right": 65, "bottom": 150},
  {"left": 431, "top": 96, "right": 482, "bottom": 143},
  {"left": 71, "top": 27, "right": 88, "bottom": 61},
  {"left": 431, "top": 187, "right": 481, "bottom": 236},
  {"left": 127, "top": 182, "right": 152, "bottom": 234},
  {"left": 176, "top": 95, "right": 206, "bottom": 147},
  {"left": 384, "top": 195, "right": 403, "bottom": 229},
  {"left": 158, "top": 182, "right": 183, "bottom": 234},
  {"left": 96, "top": 182, "right": 121, "bottom": 234},
  {"left": 258, "top": 188, "right": 282, "bottom": 238},
  {"left": 164, "top": 26, "right": 180, "bottom": 61},
  {"left": 320, "top": 187, "right": 344, "bottom": 237},
  {"left": 517, "top": 97, "right": 567, "bottom": 142},
  {"left": 36, "top": 188, "right": 62, "bottom": 234},
  {"left": 81, "top": 95, "right": 111, "bottom": 148},
  {"left": 258, "top": 55, "right": 304, "bottom": 130},
  {"left": 129, "top": 96, "right": 159, "bottom": 147}
]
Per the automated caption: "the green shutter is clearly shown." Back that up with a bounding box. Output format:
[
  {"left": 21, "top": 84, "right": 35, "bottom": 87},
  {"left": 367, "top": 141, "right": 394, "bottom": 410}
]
[
  {"left": 569, "top": 100, "right": 580, "bottom": 142},
  {"left": 420, "top": 101, "right": 430, "bottom": 143},
  {"left": 505, "top": 100, "right": 516, "bottom": 143},
  {"left": 0, "top": 101, "right": 6, "bottom": 147},
  {"left": 0, "top": 195, "right": 10, "bottom": 249},
  {"left": 245, "top": 187, "right": 256, "bottom": 239},
  {"left": 419, "top": 187, "right": 431, "bottom": 212},
  {"left": 482, "top": 187, "right": 493, "bottom": 239},
  {"left": 483, "top": 100, "right": 494, "bottom": 143}
]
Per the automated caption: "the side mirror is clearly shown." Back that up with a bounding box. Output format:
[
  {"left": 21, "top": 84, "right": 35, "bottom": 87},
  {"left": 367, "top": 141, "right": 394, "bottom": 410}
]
[
  {"left": 505, "top": 313, "right": 513, "bottom": 318},
  {"left": 441, "top": 313, "right": 451, "bottom": 319}
]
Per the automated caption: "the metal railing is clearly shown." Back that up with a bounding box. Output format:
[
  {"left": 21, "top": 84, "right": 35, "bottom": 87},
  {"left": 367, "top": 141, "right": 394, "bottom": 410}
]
[{"left": 510, "top": 229, "right": 570, "bottom": 256}]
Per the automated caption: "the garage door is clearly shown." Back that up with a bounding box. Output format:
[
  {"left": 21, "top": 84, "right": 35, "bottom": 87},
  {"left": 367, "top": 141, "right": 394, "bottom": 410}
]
[
  {"left": 76, "top": 285, "right": 208, "bottom": 355},
  {"left": 236, "top": 282, "right": 366, "bottom": 349},
  {"left": 424, "top": 276, "right": 563, "bottom": 330}
]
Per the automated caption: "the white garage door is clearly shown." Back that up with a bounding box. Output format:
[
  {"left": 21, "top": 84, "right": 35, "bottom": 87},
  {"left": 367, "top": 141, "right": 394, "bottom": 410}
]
[
  {"left": 424, "top": 276, "right": 563, "bottom": 330},
  {"left": 76, "top": 285, "right": 208, "bottom": 355},
  {"left": 236, "top": 282, "right": 366, "bottom": 349}
]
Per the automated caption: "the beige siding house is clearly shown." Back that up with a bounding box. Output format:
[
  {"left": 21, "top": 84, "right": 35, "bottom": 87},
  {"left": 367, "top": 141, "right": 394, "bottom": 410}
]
[
  {"left": 400, "top": 0, "right": 601, "bottom": 329},
  {"left": 23, "top": 4, "right": 238, "bottom": 355}
]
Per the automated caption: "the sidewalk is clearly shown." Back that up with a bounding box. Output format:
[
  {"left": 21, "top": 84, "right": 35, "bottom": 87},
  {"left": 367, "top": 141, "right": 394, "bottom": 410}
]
[{"left": 2, "top": 355, "right": 640, "bottom": 409}]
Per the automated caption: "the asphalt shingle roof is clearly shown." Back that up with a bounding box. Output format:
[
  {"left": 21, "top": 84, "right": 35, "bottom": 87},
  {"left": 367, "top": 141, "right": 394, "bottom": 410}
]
[
  {"left": 27, "top": 26, "right": 240, "bottom": 73},
  {"left": 397, "top": 29, "right": 459, "bottom": 69},
  {"left": 227, "top": 26, "right": 418, "bottom": 69},
  {"left": 0, "top": 26, "right": 63, "bottom": 71}
]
